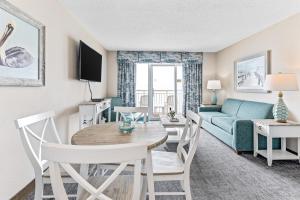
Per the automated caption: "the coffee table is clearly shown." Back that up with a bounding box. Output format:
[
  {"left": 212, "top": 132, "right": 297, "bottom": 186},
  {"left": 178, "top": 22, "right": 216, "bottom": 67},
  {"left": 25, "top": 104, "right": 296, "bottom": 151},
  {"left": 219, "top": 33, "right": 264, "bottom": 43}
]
[{"left": 160, "top": 115, "right": 186, "bottom": 144}]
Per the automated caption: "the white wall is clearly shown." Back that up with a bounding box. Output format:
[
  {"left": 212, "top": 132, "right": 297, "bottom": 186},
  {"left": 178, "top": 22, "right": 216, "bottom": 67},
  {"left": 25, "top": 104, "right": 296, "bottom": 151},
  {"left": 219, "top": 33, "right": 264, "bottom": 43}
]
[
  {"left": 107, "top": 51, "right": 118, "bottom": 97},
  {"left": 106, "top": 51, "right": 217, "bottom": 102},
  {"left": 216, "top": 13, "right": 300, "bottom": 152},
  {"left": 0, "top": 0, "right": 107, "bottom": 198},
  {"left": 202, "top": 53, "right": 217, "bottom": 104}
]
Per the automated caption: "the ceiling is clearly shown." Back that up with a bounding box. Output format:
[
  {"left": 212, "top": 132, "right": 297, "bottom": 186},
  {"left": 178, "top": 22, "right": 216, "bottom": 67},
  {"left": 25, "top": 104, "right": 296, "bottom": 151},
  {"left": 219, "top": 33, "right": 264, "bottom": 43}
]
[{"left": 60, "top": 0, "right": 300, "bottom": 52}]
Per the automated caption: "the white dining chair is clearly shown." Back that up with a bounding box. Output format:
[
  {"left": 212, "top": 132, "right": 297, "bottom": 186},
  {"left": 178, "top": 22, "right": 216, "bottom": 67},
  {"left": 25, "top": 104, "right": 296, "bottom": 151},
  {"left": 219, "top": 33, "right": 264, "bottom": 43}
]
[
  {"left": 142, "top": 110, "right": 201, "bottom": 200},
  {"left": 15, "top": 111, "right": 77, "bottom": 200},
  {"left": 42, "top": 142, "right": 147, "bottom": 200},
  {"left": 115, "top": 106, "right": 148, "bottom": 123}
]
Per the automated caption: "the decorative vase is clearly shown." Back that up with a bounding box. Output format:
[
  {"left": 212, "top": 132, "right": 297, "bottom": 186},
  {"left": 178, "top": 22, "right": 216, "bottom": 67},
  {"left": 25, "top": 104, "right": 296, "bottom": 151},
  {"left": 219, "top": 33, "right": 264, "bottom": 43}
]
[
  {"left": 167, "top": 108, "right": 176, "bottom": 119},
  {"left": 273, "top": 92, "right": 288, "bottom": 123},
  {"left": 211, "top": 91, "right": 217, "bottom": 105}
]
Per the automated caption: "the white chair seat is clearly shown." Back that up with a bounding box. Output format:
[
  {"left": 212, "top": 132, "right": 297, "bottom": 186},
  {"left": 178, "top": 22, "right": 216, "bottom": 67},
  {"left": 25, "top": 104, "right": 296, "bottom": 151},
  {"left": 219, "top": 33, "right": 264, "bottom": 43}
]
[
  {"left": 78, "top": 175, "right": 146, "bottom": 200},
  {"left": 142, "top": 151, "right": 184, "bottom": 175}
]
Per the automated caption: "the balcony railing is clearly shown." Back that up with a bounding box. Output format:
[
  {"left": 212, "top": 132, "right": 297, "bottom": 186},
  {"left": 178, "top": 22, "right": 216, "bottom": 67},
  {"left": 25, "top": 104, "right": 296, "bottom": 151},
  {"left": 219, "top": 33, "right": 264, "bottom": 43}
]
[{"left": 136, "top": 90, "right": 183, "bottom": 115}]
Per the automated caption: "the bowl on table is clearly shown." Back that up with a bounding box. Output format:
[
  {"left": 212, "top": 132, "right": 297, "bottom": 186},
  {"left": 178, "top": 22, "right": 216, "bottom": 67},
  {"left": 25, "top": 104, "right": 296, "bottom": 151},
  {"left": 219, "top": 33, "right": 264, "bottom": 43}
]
[
  {"left": 119, "top": 124, "right": 135, "bottom": 134},
  {"left": 119, "top": 118, "right": 135, "bottom": 134}
]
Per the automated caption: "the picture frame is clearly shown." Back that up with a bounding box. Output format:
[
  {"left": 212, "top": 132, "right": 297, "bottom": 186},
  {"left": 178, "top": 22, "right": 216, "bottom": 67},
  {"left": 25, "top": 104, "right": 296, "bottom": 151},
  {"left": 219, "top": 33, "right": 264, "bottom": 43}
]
[
  {"left": 234, "top": 51, "right": 271, "bottom": 93},
  {"left": 0, "top": 0, "right": 45, "bottom": 86}
]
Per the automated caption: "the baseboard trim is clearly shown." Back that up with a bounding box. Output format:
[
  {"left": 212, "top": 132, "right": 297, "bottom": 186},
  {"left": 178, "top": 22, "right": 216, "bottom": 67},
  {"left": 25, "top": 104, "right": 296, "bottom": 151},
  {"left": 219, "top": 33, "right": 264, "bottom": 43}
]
[{"left": 10, "top": 180, "right": 34, "bottom": 200}]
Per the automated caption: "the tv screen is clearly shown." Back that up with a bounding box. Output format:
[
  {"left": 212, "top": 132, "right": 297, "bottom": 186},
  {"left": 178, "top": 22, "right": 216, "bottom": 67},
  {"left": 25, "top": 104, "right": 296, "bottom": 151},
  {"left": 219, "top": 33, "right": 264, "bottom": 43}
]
[{"left": 78, "top": 41, "right": 102, "bottom": 82}]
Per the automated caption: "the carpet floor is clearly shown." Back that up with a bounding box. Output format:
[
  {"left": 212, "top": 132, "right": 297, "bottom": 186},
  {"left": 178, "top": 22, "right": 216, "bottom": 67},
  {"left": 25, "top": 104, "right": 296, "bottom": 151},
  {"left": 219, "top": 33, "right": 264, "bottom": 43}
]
[{"left": 25, "top": 129, "right": 300, "bottom": 200}]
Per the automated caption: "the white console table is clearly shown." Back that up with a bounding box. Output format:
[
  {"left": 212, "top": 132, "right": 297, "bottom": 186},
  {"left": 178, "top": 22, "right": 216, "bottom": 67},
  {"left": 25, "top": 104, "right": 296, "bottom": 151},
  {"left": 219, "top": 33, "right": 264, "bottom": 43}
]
[
  {"left": 79, "top": 99, "right": 111, "bottom": 129},
  {"left": 253, "top": 119, "right": 300, "bottom": 166}
]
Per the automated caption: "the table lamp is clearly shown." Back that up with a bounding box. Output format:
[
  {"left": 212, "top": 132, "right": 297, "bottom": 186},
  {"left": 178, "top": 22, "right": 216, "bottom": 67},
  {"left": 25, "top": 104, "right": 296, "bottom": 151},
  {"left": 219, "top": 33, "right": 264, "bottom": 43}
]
[
  {"left": 207, "top": 80, "right": 222, "bottom": 105},
  {"left": 264, "top": 73, "right": 299, "bottom": 123}
]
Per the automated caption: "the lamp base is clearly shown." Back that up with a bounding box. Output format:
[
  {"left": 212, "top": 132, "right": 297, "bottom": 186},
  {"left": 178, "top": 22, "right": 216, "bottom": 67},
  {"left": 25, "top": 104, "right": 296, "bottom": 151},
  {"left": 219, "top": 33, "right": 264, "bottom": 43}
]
[
  {"left": 211, "top": 91, "right": 217, "bottom": 105},
  {"left": 273, "top": 93, "right": 288, "bottom": 123}
]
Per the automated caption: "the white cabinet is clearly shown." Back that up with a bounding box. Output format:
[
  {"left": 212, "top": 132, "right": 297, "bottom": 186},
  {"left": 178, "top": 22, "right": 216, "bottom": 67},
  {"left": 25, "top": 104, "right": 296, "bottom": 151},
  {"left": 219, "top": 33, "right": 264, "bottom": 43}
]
[{"left": 79, "top": 99, "right": 111, "bottom": 129}]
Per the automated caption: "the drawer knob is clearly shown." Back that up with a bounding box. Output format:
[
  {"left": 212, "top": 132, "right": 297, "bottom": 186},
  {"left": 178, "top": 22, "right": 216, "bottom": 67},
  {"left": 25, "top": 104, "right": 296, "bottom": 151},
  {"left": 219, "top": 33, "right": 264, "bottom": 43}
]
[{"left": 258, "top": 126, "right": 262, "bottom": 130}]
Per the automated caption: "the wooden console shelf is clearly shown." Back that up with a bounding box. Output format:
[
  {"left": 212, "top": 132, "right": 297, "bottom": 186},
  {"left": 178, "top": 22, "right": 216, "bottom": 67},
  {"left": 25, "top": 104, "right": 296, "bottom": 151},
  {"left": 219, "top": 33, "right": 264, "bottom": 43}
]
[{"left": 79, "top": 99, "right": 111, "bottom": 129}]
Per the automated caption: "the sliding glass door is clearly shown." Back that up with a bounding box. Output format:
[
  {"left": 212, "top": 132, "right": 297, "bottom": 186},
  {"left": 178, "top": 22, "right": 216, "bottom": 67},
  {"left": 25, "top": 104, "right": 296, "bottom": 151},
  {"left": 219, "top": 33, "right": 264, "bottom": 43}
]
[{"left": 136, "top": 63, "right": 183, "bottom": 120}]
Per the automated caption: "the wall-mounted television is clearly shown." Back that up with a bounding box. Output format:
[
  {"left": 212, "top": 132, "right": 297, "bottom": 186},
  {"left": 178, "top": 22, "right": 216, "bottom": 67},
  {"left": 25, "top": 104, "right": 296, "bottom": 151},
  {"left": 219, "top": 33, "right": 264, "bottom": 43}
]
[{"left": 78, "top": 40, "right": 102, "bottom": 82}]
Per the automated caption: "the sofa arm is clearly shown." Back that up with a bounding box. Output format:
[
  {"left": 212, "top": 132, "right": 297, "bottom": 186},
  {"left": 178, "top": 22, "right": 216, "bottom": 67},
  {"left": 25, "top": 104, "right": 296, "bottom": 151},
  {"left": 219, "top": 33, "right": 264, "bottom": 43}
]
[
  {"left": 198, "top": 106, "right": 222, "bottom": 112},
  {"left": 232, "top": 119, "right": 254, "bottom": 151}
]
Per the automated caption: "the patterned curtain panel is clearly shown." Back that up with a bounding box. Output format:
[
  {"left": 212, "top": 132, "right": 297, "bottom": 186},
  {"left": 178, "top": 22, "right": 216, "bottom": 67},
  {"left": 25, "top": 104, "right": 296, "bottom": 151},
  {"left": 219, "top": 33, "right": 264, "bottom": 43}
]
[
  {"left": 117, "top": 59, "right": 136, "bottom": 106},
  {"left": 182, "top": 59, "right": 203, "bottom": 116},
  {"left": 117, "top": 51, "right": 200, "bottom": 63}
]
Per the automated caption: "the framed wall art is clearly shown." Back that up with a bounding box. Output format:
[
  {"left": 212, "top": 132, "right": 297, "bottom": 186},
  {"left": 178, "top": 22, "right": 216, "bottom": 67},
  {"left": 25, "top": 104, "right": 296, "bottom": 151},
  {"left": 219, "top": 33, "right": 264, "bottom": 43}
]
[
  {"left": 234, "top": 51, "right": 271, "bottom": 93},
  {"left": 0, "top": 0, "right": 45, "bottom": 86}
]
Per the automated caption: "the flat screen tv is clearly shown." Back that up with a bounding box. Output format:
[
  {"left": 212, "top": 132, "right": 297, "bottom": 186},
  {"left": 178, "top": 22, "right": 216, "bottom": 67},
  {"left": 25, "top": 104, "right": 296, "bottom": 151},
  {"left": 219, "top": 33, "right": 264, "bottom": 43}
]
[{"left": 78, "top": 40, "right": 102, "bottom": 82}]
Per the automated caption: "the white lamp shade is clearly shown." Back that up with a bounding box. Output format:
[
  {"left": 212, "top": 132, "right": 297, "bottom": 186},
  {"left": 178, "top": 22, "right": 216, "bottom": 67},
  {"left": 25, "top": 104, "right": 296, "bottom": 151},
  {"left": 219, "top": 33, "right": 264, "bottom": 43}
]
[
  {"left": 264, "top": 73, "right": 299, "bottom": 91},
  {"left": 207, "top": 80, "right": 221, "bottom": 90}
]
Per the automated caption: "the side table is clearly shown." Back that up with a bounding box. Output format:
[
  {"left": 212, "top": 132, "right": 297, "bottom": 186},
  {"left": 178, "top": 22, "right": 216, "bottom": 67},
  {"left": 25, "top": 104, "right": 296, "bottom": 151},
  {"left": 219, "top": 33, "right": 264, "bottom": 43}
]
[{"left": 252, "top": 119, "right": 300, "bottom": 166}]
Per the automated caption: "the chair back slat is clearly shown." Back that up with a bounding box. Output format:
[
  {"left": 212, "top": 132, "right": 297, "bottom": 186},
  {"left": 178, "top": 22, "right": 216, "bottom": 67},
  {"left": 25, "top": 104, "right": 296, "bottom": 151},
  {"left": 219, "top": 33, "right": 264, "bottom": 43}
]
[
  {"left": 15, "top": 111, "right": 55, "bottom": 128},
  {"left": 42, "top": 143, "right": 147, "bottom": 164},
  {"left": 15, "top": 111, "right": 62, "bottom": 173},
  {"left": 24, "top": 126, "right": 47, "bottom": 143},
  {"left": 42, "top": 143, "right": 147, "bottom": 200},
  {"left": 177, "top": 110, "right": 201, "bottom": 167},
  {"left": 114, "top": 106, "right": 148, "bottom": 123}
]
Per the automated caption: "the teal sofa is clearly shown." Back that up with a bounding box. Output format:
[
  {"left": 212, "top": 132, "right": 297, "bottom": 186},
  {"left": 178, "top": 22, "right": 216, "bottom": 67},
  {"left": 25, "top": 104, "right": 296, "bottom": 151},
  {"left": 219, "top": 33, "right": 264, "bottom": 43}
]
[{"left": 199, "top": 98, "right": 281, "bottom": 152}]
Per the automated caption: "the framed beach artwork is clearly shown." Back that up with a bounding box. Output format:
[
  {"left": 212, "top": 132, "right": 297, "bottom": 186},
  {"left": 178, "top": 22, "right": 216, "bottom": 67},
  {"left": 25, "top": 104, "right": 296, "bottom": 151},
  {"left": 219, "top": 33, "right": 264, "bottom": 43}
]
[
  {"left": 234, "top": 51, "right": 271, "bottom": 93},
  {"left": 0, "top": 0, "right": 45, "bottom": 86}
]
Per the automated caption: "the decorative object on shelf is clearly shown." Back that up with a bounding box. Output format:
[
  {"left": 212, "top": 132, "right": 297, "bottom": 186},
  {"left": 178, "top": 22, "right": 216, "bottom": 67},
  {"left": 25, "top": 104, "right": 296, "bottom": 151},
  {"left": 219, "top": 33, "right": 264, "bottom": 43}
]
[
  {"left": 119, "top": 118, "right": 135, "bottom": 134},
  {"left": 207, "top": 80, "right": 221, "bottom": 105},
  {"left": 0, "top": 1, "right": 45, "bottom": 86},
  {"left": 264, "top": 73, "right": 299, "bottom": 123},
  {"left": 167, "top": 108, "right": 179, "bottom": 122},
  {"left": 234, "top": 51, "right": 270, "bottom": 93},
  {"left": 78, "top": 99, "right": 112, "bottom": 130}
]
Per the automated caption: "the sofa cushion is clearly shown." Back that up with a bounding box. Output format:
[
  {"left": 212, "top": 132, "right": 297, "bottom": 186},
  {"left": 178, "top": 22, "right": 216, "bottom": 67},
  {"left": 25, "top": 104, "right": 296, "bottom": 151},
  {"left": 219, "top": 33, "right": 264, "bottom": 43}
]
[
  {"left": 199, "top": 112, "right": 230, "bottom": 123},
  {"left": 221, "top": 98, "right": 243, "bottom": 116},
  {"left": 211, "top": 117, "right": 236, "bottom": 134},
  {"left": 237, "top": 101, "right": 273, "bottom": 119}
]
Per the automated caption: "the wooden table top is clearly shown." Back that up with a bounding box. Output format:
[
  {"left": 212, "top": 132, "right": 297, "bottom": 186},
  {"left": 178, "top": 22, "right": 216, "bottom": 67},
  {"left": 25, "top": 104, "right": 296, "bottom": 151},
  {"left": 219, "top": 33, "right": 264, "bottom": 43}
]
[{"left": 71, "top": 122, "right": 168, "bottom": 150}]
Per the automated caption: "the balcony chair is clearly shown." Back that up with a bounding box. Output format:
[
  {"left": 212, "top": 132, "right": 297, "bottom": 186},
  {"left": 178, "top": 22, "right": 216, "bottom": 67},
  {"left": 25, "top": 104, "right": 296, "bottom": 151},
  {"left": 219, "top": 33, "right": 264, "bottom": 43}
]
[{"left": 140, "top": 95, "right": 148, "bottom": 107}]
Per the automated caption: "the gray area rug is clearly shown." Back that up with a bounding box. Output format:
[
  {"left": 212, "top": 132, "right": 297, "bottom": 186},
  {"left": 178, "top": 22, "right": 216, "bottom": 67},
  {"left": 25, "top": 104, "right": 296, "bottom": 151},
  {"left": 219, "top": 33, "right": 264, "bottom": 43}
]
[{"left": 25, "top": 129, "right": 300, "bottom": 200}]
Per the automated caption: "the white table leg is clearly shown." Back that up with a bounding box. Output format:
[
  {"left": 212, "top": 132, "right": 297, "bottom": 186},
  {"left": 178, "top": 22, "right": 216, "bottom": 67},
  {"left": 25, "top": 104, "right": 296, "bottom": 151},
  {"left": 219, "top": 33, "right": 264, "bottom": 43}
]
[
  {"left": 281, "top": 137, "right": 286, "bottom": 151},
  {"left": 253, "top": 127, "right": 258, "bottom": 157},
  {"left": 267, "top": 136, "right": 272, "bottom": 167},
  {"left": 77, "top": 164, "right": 89, "bottom": 199},
  {"left": 146, "top": 150, "right": 155, "bottom": 200}
]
